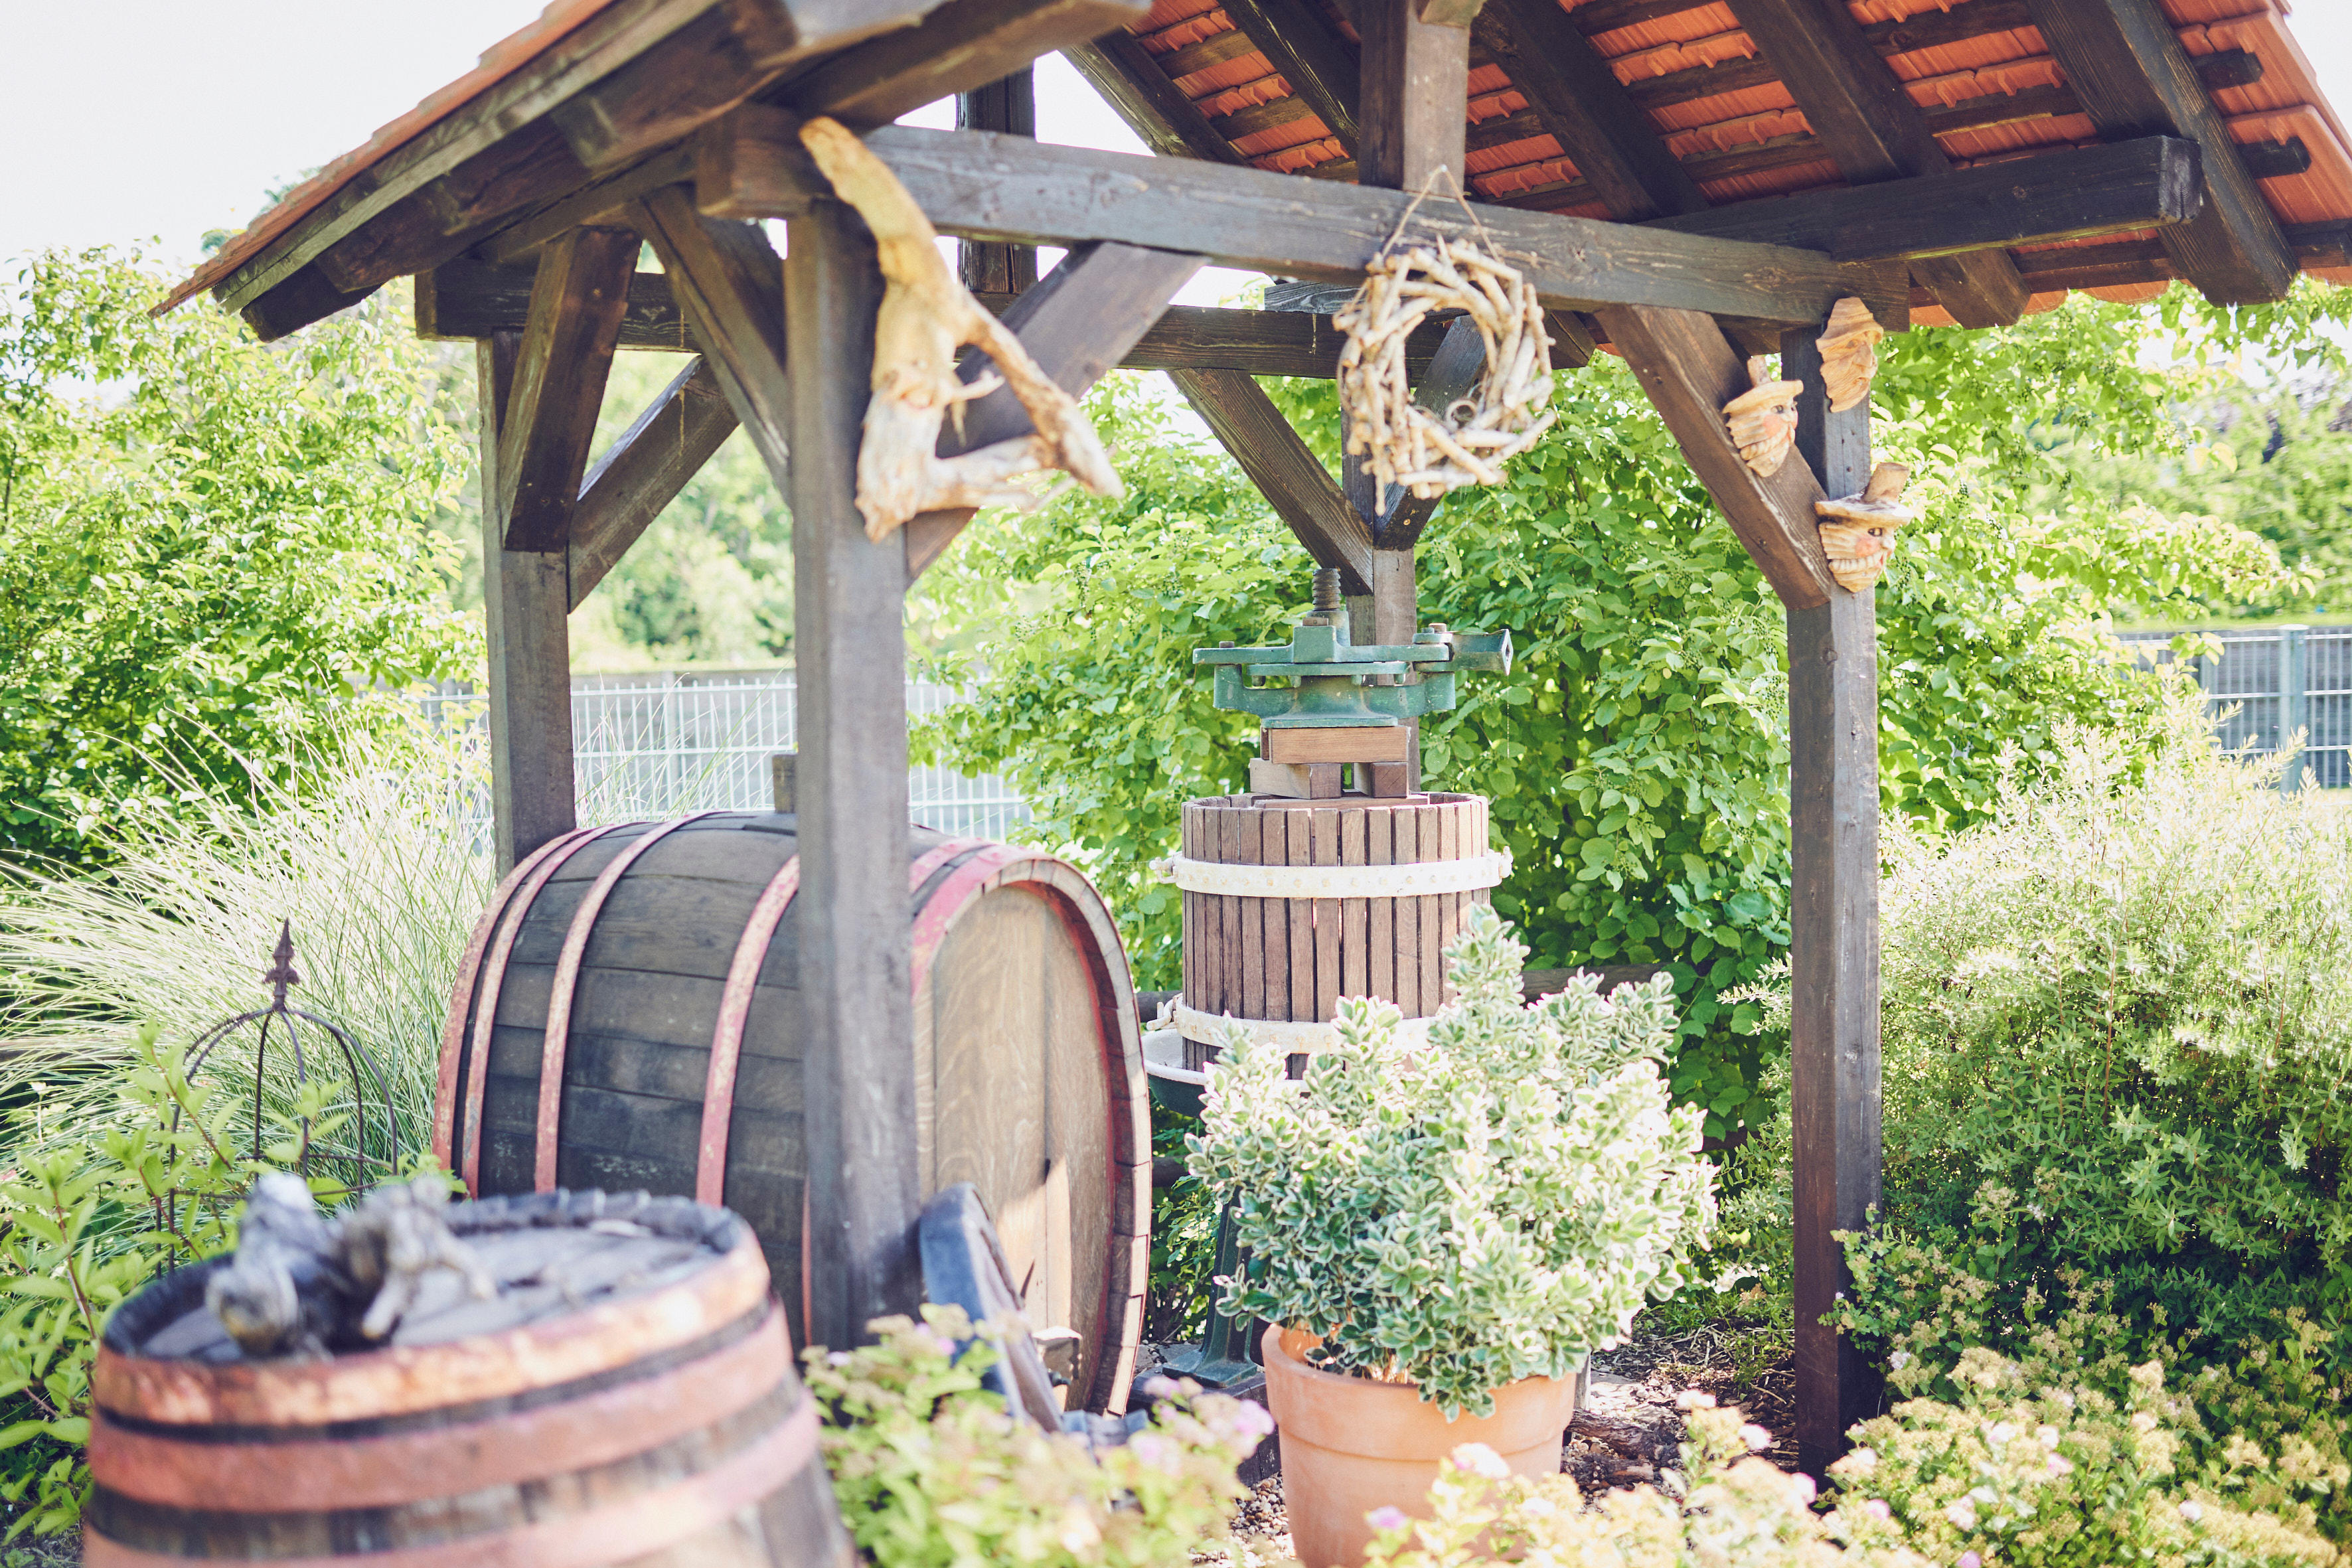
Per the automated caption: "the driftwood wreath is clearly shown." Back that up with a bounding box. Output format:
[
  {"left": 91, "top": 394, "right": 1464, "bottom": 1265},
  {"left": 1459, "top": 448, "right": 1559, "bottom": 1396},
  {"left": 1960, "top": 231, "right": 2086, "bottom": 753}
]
[
  {"left": 1336, "top": 176, "right": 1556, "bottom": 500},
  {"left": 797, "top": 116, "right": 1121, "bottom": 542}
]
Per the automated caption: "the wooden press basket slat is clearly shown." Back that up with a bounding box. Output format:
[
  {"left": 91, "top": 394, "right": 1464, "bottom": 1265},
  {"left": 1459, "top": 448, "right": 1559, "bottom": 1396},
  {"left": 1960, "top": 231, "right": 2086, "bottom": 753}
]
[{"left": 1177, "top": 793, "right": 1492, "bottom": 1064}]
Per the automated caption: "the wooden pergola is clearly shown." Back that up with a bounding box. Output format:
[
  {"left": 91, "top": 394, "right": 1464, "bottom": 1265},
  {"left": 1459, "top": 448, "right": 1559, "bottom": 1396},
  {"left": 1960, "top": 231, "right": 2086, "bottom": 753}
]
[{"left": 166, "top": 0, "right": 2352, "bottom": 1470}]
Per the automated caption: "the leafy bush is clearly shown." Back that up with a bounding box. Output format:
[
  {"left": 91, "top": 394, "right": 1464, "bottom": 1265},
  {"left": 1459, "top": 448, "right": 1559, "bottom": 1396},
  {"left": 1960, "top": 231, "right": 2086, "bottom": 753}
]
[
  {"left": 0, "top": 1026, "right": 386, "bottom": 1542},
  {"left": 0, "top": 250, "right": 475, "bottom": 866},
  {"left": 804, "top": 1305, "right": 1267, "bottom": 1568},
  {"left": 1190, "top": 905, "right": 1716, "bottom": 1416},
  {"left": 1836, "top": 696, "right": 2352, "bottom": 1372},
  {"left": 919, "top": 291, "right": 2293, "bottom": 1140},
  {"left": 1831, "top": 1347, "right": 2339, "bottom": 1567},
  {"left": 1358, "top": 1396, "right": 1928, "bottom": 1567}
]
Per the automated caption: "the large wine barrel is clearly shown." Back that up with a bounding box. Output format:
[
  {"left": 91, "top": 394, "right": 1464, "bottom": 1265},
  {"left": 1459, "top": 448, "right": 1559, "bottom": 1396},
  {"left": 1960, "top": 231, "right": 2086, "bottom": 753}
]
[
  {"left": 432, "top": 813, "right": 1147, "bottom": 1411},
  {"left": 85, "top": 1192, "right": 850, "bottom": 1568},
  {"left": 1166, "top": 793, "right": 1502, "bottom": 1063}
]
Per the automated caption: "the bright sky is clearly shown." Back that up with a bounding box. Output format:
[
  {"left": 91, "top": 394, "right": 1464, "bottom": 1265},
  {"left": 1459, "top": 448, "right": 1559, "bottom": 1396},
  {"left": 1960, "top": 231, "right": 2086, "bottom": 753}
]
[{"left": 3, "top": 0, "right": 2348, "bottom": 306}]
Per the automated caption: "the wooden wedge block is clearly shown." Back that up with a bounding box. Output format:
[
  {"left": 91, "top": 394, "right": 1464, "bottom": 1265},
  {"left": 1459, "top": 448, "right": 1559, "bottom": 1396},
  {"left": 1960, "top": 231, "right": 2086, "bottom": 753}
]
[
  {"left": 1264, "top": 726, "right": 1413, "bottom": 764},
  {"left": 1249, "top": 757, "right": 1344, "bottom": 798}
]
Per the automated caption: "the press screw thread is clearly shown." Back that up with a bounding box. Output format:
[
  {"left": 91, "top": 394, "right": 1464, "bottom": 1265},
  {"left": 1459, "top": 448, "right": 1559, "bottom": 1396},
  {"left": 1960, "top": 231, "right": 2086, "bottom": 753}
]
[{"left": 1311, "top": 567, "right": 1342, "bottom": 615}]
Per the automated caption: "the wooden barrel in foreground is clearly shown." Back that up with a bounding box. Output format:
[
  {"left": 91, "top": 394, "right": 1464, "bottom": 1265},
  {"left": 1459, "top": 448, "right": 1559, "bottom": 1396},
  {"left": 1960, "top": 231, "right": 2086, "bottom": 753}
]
[
  {"left": 1168, "top": 793, "right": 1502, "bottom": 1065},
  {"left": 86, "top": 1191, "right": 850, "bottom": 1568},
  {"left": 433, "top": 811, "right": 1148, "bottom": 1411}
]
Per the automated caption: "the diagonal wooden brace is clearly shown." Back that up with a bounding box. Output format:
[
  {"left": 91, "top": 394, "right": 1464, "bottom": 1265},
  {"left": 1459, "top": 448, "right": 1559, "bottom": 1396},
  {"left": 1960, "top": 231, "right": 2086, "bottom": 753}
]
[
  {"left": 498, "top": 226, "right": 639, "bottom": 551},
  {"left": 902, "top": 242, "right": 1206, "bottom": 579},
  {"left": 1594, "top": 303, "right": 1838, "bottom": 610}
]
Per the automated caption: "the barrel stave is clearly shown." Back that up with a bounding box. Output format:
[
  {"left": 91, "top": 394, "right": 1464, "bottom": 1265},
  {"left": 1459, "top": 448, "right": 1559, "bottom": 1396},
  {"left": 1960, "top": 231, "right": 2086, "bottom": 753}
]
[{"left": 439, "top": 813, "right": 1142, "bottom": 1405}]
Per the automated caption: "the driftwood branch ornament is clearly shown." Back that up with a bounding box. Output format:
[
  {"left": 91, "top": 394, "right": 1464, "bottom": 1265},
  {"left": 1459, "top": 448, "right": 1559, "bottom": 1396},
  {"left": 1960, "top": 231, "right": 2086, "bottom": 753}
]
[
  {"left": 1336, "top": 171, "right": 1555, "bottom": 499},
  {"left": 797, "top": 116, "right": 1121, "bottom": 541},
  {"left": 1815, "top": 461, "right": 1915, "bottom": 591},
  {"left": 1723, "top": 356, "right": 1802, "bottom": 477},
  {"left": 1816, "top": 295, "right": 1885, "bottom": 413}
]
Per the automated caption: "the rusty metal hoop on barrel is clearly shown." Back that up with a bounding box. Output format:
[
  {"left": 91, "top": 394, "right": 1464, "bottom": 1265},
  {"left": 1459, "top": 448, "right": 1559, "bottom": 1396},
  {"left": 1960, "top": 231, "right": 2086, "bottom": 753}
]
[
  {"left": 84, "top": 1193, "right": 852, "bottom": 1568},
  {"left": 432, "top": 812, "right": 1148, "bottom": 1411}
]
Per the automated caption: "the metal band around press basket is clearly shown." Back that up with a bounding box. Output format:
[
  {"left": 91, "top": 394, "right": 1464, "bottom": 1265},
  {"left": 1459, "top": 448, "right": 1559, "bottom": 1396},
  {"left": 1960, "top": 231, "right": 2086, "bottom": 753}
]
[
  {"left": 1170, "top": 1001, "right": 1433, "bottom": 1052},
  {"left": 1152, "top": 850, "right": 1510, "bottom": 900}
]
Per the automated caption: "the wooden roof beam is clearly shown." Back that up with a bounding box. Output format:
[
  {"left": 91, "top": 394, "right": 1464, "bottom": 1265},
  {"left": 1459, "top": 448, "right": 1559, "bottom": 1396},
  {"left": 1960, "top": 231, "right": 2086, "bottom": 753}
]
[
  {"left": 1222, "top": 0, "right": 1362, "bottom": 156},
  {"left": 1476, "top": 0, "right": 1707, "bottom": 220},
  {"left": 1170, "top": 368, "right": 1375, "bottom": 593},
  {"left": 224, "top": 0, "right": 1150, "bottom": 341},
  {"left": 1725, "top": 0, "right": 2029, "bottom": 327},
  {"left": 1064, "top": 34, "right": 1243, "bottom": 163},
  {"left": 1596, "top": 303, "right": 1836, "bottom": 610},
  {"left": 569, "top": 356, "right": 740, "bottom": 609},
  {"left": 497, "top": 226, "right": 641, "bottom": 552},
  {"left": 2019, "top": 0, "right": 2294, "bottom": 304},
  {"left": 1650, "top": 135, "right": 2203, "bottom": 262},
  {"left": 696, "top": 114, "right": 1877, "bottom": 323},
  {"left": 419, "top": 256, "right": 1466, "bottom": 375},
  {"left": 904, "top": 242, "right": 1206, "bottom": 578}
]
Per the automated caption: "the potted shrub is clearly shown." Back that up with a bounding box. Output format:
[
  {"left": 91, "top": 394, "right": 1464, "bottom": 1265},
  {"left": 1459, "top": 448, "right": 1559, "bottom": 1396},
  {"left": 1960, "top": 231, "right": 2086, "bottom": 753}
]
[{"left": 1190, "top": 905, "right": 1718, "bottom": 1568}]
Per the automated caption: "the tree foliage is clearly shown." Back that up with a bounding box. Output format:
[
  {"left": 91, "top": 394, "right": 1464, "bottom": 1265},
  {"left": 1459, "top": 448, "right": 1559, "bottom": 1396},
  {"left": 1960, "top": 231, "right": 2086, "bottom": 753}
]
[
  {"left": 0, "top": 250, "right": 474, "bottom": 864},
  {"left": 917, "top": 289, "right": 2294, "bottom": 1137}
]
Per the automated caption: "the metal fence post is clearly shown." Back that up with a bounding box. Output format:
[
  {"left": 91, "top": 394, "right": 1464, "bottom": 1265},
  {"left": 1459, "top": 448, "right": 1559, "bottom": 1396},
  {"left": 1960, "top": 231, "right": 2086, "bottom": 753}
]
[{"left": 2281, "top": 624, "right": 2310, "bottom": 795}]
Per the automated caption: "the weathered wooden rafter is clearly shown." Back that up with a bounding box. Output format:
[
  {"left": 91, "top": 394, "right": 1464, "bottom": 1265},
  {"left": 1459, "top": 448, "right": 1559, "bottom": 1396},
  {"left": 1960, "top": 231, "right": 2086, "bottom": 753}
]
[
  {"left": 904, "top": 241, "right": 1205, "bottom": 577},
  {"left": 693, "top": 114, "right": 1877, "bottom": 324},
  {"left": 418, "top": 256, "right": 1466, "bottom": 375},
  {"left": 218, "top": 0, "right": 1150, "bottom": 342},
  {"left": 1594, "top": 303, "right": 1837, "bottom": 610},
  {"left": 1221, "top": 0, "right": 1362, "bottom": 156},
  {"left": 631, "top": 187, "right": 794, "bottom": 480},
  {"left": 569, "top": 356, "right": 739, "bottom": 607},
  {"left": 1062, "top": 34, "right": 1247, "bottom": 163},
  {"left": 1171, "top": 367, "right": 1376, "bottom": 593},
  {"left": 497, "top": 226, "right": 641, "bottom": 551},
  {"left": 2019, "top": 0, "right": 2294, "bottom": 305},
  {"left": 1725, "top": 0, "right": 2029, "bottom": 327},
  {"left": 1651, "top": 136, "right": 2203, "bottom": 261},
  {"left": 1477, "top": 0, "right": 1706, "bottom": 220}
]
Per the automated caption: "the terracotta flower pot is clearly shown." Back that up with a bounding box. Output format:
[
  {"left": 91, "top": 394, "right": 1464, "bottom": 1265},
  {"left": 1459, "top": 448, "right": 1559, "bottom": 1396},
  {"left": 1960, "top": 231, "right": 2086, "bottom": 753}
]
[{"left": 1261, "top": 1324, "right": 1581, "bottom": 1568}]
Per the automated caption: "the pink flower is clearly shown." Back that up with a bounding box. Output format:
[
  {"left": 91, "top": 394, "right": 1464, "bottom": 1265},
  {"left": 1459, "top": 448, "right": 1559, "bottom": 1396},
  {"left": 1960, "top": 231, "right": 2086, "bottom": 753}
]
[
  {"left": 1864, "top": 1500, "right": 1892, "bottom": 1522},
  {"left": 1368, "top": 1507, "right": 1409, "bottom": 1532},
  {"left": 1451, "top": 1443, "right": 1512, "bottom": 1479},
  {"left": 1958, "top": 1555, "right": 1982, "bottom": 1568},
  {"left": 1231, "top": 1401, "right": 1277, "bottom": 1438}
]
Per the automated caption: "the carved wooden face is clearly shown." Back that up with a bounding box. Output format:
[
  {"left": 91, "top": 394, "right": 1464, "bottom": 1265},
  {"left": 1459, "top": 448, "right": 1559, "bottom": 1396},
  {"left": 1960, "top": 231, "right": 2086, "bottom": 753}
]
[{"left": 1818, "top": 517, "right": 1903, "bottom": 592}]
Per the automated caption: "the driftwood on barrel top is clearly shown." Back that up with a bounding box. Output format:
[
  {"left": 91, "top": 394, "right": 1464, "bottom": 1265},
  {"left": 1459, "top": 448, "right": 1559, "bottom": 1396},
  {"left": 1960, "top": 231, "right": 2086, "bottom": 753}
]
[
  {"left": 794, "top": 116, "right": 1121, "bottom": 541},
  {"left": 204, "top": 1174, "right": 494, "bottom": 1358}
]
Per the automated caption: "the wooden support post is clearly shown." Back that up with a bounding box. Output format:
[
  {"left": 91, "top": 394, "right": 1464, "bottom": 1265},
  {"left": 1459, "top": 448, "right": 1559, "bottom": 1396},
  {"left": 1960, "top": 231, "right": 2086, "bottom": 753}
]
[
  {"left": 476, "top": 332, "right": 578, "bottom": 872},
  {"left": 956, "top": 70, "right": 1038, "bottom": 295},
  {"left": 1783, "top": 323, "right": 1883, "bottom": 1477},
  {"left": 1350, "top": 0, "right": 1468, "bottom": 792},
  {"left": 787, "top": 196, "right": 922, "bottom": 1351}
]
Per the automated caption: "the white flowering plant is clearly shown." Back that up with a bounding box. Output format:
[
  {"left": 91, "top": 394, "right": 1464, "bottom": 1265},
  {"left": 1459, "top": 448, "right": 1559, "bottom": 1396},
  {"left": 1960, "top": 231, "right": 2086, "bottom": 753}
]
[
  {"left": 1830, "top": 1347, "right": 2338, "bottom": 1568},
  {"left": 804, "top": 1305, "right": 1269, "bottom": 1568},
  {"left": 1188, "top": 905, "right": 1717, "bottom": 1417},
  {"left": 1358, "top": 1395, "right": 1932, "bottom": 1568}
]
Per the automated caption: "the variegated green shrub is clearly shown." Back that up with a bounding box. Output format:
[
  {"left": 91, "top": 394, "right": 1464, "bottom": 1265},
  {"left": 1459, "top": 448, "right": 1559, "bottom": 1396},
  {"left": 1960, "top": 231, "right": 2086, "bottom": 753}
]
[{"left": 1189, "top": 905, "right": 1716, "bottom": 1417}]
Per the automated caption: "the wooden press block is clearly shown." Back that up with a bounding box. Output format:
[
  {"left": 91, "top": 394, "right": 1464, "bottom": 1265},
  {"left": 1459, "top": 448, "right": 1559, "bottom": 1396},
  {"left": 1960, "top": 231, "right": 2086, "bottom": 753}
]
[
  {"left": 1249, "top": 757, "right": 1343, "bottom": 798},
  {"left": 1264, "top": 726, "right": 1413, "bottom": 764}
]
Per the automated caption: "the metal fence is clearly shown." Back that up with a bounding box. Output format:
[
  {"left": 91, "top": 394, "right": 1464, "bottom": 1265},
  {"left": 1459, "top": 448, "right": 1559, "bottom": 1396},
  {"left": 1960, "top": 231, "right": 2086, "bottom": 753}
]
[
  {"left": 2117, "top": 625, "right": 2352, "bottom": 789},
  {"left": 416, "top": 670, "right": 1030, "bottom": 838}
]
